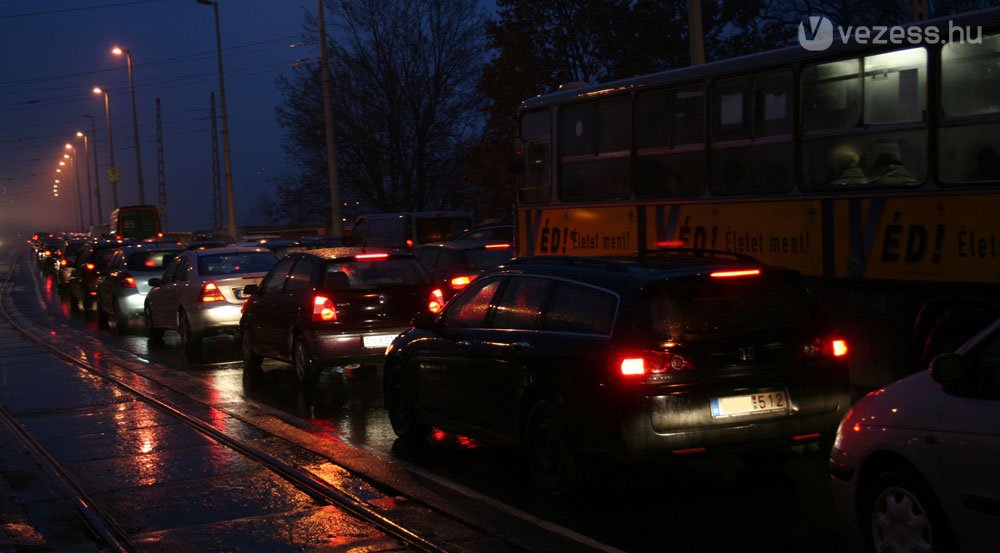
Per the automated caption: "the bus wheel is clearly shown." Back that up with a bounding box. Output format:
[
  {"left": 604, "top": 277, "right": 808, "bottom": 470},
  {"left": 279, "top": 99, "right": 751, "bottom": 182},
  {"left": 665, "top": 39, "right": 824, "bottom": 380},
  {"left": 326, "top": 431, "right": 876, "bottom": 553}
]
[{"left": 920, "top": 307, "right": 995, "bottom": 367}]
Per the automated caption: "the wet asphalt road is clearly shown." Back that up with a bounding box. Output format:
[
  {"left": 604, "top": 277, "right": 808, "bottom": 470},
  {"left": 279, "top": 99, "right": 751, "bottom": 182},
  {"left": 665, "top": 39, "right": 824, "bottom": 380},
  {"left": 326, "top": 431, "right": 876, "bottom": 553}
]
[{"left": 14, "top": 251, "right": 864, "bottom": 553}]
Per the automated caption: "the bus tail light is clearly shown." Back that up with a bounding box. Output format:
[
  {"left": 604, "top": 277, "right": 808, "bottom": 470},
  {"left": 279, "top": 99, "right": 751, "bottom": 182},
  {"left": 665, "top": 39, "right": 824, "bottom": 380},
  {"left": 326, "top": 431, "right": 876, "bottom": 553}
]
[
  {"left": 428, "top": 289, "right": 445, "bottom": 313},
  {"left": 312, "top": 295, "right": 337, "bottom": 322},
  {"left": 200, "top": 282, "right": 225, "bottom": 303}
]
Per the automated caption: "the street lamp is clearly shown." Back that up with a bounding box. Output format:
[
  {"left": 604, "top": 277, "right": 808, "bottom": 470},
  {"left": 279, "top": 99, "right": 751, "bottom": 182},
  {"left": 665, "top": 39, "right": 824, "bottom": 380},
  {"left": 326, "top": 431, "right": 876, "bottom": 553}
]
[
  {"left": 197, "top": 0, "right": 238, "bottom": 242},
  {"left": 93, "top": 86, "right": 119, "bottom": 209},
  {"left": 83, "top": 114, "right": 103, "bottom": 223},
  {"left": 112, "top": 46, "right": 145, "bottom": 204},
  {"left": 75, "top": 131, "right": 94, "bottom": 227},
  {"left": 65, "top": 145, "right": 85, "bottom": 231}
]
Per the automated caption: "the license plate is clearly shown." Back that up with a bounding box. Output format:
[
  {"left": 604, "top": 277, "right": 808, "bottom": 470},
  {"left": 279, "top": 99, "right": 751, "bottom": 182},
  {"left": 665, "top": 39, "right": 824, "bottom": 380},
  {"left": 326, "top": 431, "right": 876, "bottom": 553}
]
[
  {"left": 711, "top": 391, "right": 789, "bottom": 418},
  {"left": 362, "top": 334, "right": 395, "bottom": 349}
]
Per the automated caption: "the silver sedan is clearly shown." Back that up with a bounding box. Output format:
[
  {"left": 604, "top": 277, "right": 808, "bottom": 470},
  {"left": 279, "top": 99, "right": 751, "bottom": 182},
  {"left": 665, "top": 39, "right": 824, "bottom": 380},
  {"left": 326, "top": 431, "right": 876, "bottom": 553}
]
[{"left": 144, "top": 247, "right": 277, "bottom": 356}]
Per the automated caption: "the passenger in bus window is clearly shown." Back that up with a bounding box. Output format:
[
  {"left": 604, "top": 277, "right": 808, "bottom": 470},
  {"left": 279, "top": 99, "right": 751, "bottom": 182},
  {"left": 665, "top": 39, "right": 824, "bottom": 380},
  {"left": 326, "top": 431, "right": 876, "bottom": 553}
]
[
  {"left": 862, "top": 141, "right": 918, "bottom": 186},
  {"left": 830, "top": 146, "right": 868, "bottom": 187}
]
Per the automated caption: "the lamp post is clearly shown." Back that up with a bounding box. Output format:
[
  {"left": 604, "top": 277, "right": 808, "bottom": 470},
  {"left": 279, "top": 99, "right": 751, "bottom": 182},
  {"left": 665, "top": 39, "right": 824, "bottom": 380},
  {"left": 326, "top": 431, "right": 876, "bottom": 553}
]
[
  {"left": 64, "top": 149, "right": 85, "bottom": 231},
  {"left": 93, "top": 87, "right": 119, "bottom": 209},
  {"left": 75, "top": 131, "right": 94, "bottom": 227},
  {"left": 112, "top": 46, "right": 145, "bottom": 204},
  {"left": 197, "top": 0, "right": 238, "bottom": 243},
  {"left": 83, "top": 114, "right": 103, "bottom": 223}
]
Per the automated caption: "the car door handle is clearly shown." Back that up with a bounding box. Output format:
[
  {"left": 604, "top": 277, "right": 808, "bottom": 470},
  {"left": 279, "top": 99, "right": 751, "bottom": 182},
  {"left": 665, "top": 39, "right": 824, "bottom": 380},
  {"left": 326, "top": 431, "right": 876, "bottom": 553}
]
[{"left": 456, "top": 340, "right": 471, "bottom": 348}]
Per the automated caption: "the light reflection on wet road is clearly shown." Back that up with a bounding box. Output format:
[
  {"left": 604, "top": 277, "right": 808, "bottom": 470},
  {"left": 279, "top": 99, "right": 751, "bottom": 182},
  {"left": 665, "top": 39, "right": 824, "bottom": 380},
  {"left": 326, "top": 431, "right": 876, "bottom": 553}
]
[{"left": 19, "top": 263, "right": 863, "bottom": 553}]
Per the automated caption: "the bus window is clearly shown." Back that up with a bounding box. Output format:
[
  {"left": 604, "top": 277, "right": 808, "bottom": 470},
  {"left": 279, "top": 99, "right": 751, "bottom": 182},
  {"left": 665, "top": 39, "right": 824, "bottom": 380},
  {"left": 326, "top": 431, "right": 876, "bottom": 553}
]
[
  {"left": 636, "top": 86, "right": 706, "bottom": 199},
  {"left": 802, "top": 59, "right": 861, "bottom": 131},
  {"left": 558, "top": 97, "right": 630, "bottom": 202},
  {"left": 863, "top": 48, "right": 926, "bottom": 125},
  {"left": 802, "top": 131, "right": 925, "bottom": 190},
  {"left": 711, "top": 71, "right": 793, "bottom": 195},
  {"left": 519, "top": 111, "right": 551, "bottom": 204},
  {"left": 941, "top": 34, "right": 1000, "bottom": 118},
  {"left": 939, "top": 125, "right": 1000, "bottom": 184}
]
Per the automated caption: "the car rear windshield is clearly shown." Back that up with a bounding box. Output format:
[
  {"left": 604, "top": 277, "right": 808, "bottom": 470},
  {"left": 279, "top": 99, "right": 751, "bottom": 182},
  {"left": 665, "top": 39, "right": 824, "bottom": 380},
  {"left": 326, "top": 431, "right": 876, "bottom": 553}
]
[
  {"left": 93, "top": 248, "right": 119, "bottom": 270},
  {"left": 466, "top": 248, "right": 515, "bottom": 271},
  {"left": 127, "top": 250, "right": 180, "bottom": 271},
  {"left": 198, "top": 252, "right": 277, "bottom": 276},
  {"left": 643, "top": 273, "right": 823, "bottom": 339},
  {"left": 415, "top": 218, "right": 472, "bottom": 245},
  {"left": 325, "top": 258, "right": 430, "bottom": 289}
]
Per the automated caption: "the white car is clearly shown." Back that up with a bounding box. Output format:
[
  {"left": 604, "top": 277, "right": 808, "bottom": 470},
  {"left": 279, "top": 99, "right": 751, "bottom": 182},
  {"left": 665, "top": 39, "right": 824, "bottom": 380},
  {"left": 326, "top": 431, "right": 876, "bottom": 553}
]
[
  {"left": 830, "top": 318, "right": 1000, "bottom": 553},
  {"left": 144, "top": 247, "right": 278, "bottom": 356}
]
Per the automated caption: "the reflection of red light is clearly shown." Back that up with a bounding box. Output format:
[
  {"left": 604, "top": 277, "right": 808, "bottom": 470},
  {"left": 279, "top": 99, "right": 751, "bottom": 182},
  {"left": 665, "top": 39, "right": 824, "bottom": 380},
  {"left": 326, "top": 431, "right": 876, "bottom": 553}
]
[
  {"left": 431, "top": 429, "right": 447, "bottom": 442},
  {"left": 852, "top": 423, "right": 861, "bottom": 432},
  {"left": 49, "top": 331, "right": 56, "bottom": 336},
  {"left": 656, "top": 240, "right": 686, "bottom": 248},
  {"left": 145, "top": 259, "right": 156, "bottom": 267},
  {"left": 793, "top": 433, "right": 821, "bottom": 441},
  {"left": 456, "top": 435, "right": 479, "bottom": 449}
]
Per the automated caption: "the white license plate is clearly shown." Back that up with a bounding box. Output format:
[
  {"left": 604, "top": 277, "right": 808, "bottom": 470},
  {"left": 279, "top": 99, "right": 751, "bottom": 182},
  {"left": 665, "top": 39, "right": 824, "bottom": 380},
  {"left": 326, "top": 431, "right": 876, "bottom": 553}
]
[
  {"left": 362, "top": 334, "right": 396, "bottom": 349},
  {"left": 711, "top": 391, "right": 789, "bottom": 418}
]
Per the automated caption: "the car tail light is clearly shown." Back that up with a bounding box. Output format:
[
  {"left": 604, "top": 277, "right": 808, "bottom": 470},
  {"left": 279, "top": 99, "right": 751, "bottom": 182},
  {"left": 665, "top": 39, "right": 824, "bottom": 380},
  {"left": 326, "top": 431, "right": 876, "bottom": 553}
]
[
  {"left": 405, "top": 239, "right": 414, "bottom": 247},
  {"left": 449, "top": 276, "right": 471, "bottom": 289},
  {"left": 60, "top": 259, "right": 68, "bottom": 267},
  {"left": 31, "top": 234, "right": 38, "bottom": 241},
  {"left": 617, "top": 349, "right": 693, "bottom": 383},
  {"left": 710, "top": 269, "right": 760, "bottom": 278},
  {"left": 123, "top": 277, "right": 136, "bottom": 289},
  {"left": 803, "top": 337, "right": 849, "bottom": 359},
  {"left": 42, "top": 250, "right": 51, "bottom": 256},
  {"left": 428, "top": 289, "right": 445, "bottom": 313},
  {"left": 201, "top": 282, "right": 226, "bottom": 302},
  {"left": 85, "top": 263, "right": 95, "bottom": 270},
  {"left": 312, "top": 295, "right": 337, "bottom": 321}
]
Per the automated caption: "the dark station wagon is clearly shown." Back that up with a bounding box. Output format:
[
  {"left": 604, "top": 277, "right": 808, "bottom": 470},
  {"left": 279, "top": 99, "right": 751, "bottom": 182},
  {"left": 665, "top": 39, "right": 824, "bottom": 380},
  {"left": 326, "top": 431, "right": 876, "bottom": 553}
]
[{"left": 382, "top": 252, "right": 852, "bottom": 491}]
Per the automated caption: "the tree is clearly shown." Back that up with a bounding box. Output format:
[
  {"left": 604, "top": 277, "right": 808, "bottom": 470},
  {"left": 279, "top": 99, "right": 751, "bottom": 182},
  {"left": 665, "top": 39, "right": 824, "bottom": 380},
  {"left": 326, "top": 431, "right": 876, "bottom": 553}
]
[{"left": 272, "top": 0, "right": 485, "bottom": 224}]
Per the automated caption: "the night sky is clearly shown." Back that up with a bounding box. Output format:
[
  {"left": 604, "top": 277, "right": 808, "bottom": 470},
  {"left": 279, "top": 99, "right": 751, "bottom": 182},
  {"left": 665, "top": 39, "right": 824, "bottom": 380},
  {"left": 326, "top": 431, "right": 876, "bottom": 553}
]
[{"left": 1, "top": 0, "right": 313, "bottom": 233}]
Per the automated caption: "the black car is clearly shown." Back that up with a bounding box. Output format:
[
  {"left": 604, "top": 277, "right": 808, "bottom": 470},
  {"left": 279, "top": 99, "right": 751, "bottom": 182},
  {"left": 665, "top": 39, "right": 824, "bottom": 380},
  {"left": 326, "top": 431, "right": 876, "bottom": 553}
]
[
  {"left": 240, "top": 248, "right": 439, "bottom": 388},
  {"left": 382, "top": 253, "right": 852, "bottom": 492},
  {"left": 67, "top": 241, "right": 132, "bottom": 312},
  {"left": 414, "top": 240, "right": 515, "bottom": 298},
  {"left": 36, "top": 236, "right": 66, "bottom": 274},
  {"left": 55, "top": 239, "right": 90, "bottom": 292}
]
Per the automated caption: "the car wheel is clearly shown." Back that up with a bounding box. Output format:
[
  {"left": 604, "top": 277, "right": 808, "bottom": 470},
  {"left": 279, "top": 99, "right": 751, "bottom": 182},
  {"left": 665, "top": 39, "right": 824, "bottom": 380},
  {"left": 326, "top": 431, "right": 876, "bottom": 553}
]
[
  {"left": 69, "top": 289, "right": 80, "bottom": 312},
  {"left": 144, "top": 305, "right": 164, "bottom": 343},
  {"left": 386, "top": 363, "right": 429, "bottom": 441},
  {"left": 179, "top": 312, "right": 202, "bottom": 358},
  {"left": 524, "top": 400, "right": 577, "bottom": 494},
  {"left": 864, "top": 468, "right": 956, "bottom": 553},
  {"left": 241, "top": 328, "right": 264, "bottom": 389},
  {"left": 113, "top": 302, "right": 129, "bottom": 334},
  {"left": 292, "top": 336, "right": 318, "bottom": 388},
  {"left": 97, "top": 302, "right": 110, "bottom": 329}
]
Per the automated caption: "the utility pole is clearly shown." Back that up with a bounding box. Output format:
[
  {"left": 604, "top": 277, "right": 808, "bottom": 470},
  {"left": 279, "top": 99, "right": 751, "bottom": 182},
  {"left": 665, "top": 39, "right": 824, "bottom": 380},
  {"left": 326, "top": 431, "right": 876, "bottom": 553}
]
[
  {"left": 318, "top": 0, "right": 343, "bottom": 238},
  {"left": 84, "top": 115, "right": 104, "bottom": 224},
  {"left": 156, "top": 98, "right": 168, "bottom": 230},
  {"left": 688, "top": 0, "right": 705, "bottom": 65},
  {"left": 911, "top": 0, "right": 928, "bottom": 21},
  {"left": 210, "top": 92, "right": 223, "bottom": 231}
]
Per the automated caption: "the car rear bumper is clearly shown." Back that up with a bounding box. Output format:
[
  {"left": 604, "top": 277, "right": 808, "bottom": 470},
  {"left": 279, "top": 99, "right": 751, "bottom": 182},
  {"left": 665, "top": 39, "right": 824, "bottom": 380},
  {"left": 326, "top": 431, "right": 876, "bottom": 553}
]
[
  {"left": 187, "top": 302, "right": 244, "bottom": 335},
  {"left": 113, "top": 290, "right": 146, "bottom": 317},
  {"left": 306, "top": 327, "right": 406, "bottom": 368}
]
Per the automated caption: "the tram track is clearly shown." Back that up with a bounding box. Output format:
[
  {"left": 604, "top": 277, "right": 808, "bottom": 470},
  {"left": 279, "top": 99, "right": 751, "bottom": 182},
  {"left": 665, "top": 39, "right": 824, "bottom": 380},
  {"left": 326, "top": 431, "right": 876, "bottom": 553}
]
[{"left": 0, "top": 247, "right": 450, "bottom": 552}]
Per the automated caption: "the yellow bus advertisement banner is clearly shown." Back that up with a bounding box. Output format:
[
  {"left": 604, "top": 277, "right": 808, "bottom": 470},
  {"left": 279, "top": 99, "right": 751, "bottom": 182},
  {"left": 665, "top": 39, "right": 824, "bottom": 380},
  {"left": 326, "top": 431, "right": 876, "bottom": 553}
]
[
  {"left": 519, "top": 206, "right": 637, "bottom": 256},
  {"left": 645, "top": 201, "right": 824, "bottom": 275},
  {"left": 833, "top": 195, "right": 1000, "bottom": 283}
]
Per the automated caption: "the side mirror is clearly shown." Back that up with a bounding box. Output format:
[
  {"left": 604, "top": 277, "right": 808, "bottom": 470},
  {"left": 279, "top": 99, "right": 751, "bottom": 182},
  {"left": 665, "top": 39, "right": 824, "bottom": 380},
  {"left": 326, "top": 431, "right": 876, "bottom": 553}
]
[
  {"left": 411, "top": 311, "right": 438, "bottom": 330},
  {"left": 148, "top": 278, "right": 162, "bottom": 288},
  {"left": 930, "top": 353, "right": 966, "bottom": 387},
  {"left": 243, "top": 284, "right": 259, "bottom": 296}
]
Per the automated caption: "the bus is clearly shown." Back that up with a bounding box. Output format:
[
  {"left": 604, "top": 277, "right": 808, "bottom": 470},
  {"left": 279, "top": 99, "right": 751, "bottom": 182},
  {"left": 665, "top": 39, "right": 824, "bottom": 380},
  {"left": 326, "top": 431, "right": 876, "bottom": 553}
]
[
  {"left": 108, "top": 205, "right": 161, "bottom": 241},
  {"left": 513, "top": 9, "right": 1000, "bottom": 390}
]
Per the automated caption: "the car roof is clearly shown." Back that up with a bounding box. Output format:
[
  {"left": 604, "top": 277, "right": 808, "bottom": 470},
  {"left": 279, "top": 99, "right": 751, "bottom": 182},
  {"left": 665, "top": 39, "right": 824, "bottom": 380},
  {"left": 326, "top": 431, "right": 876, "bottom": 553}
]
[
  {"left": 291, "top": 247, "right": 413, "bottom": 261},
  {"left": 417, "top": 239, "right": 513, "bottom": 251},
  {"left": 120, "top": 243, "right": 185, "bottom": 253},
  {"left": 188, "top": 246, "right": 272, "bottom": 257}
]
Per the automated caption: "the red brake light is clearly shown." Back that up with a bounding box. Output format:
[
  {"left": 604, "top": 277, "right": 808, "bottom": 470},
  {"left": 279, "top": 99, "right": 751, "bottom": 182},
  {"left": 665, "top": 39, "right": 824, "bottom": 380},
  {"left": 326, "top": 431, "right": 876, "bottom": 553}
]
[
  {"left": 804, "top": 337, "right": 849, "bottom": 359},
  {"left": 123, "top": 277, "right": 136, "bottom": 289},
  {"left": 617, "top": 350, "right": 693, "bottom": 382},
  {"left": 85, "top": 263, "right": 95, "bottom": 270},
  {"left": 42, "top": 250, "right": 51, "bottom": 256},
  {"left": 449, "top": 276, "right": 471, "bottom": 289},
  {"left": 32, "top": 234, "right": 38, "bottom": 241},
  {"left": 405, "top": 239, "right": 414, "bottom": 247},
  {"left": 428, "top": 289, "right": 444, "bottom": 313},
  {"left": 484, "top": 243, "right": 511, "bottom": 249},
  {"left": 312, "top": 295, "right": 337, "bottom": 321},
  {"left": 355, "top": 253, "right": 389, "bottom": 261},
  {"left": 145, "top": 259, "right": 156, "bottom": 267},
  {"left": 201, "top": 282, "right": 225, "bottom": 302},
  {"left": 710, "top": 269, "right": 761, "bottom": 278}
]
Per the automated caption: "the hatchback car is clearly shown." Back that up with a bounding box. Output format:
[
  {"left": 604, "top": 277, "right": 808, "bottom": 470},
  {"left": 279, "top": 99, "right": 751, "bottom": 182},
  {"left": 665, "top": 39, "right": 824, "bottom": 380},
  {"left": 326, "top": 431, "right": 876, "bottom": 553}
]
[
  {"left": 144, "top": 247, "right": 277, "bottom": 355},
  {"left": 67, "top": 241, "right": 132, "bottom": 312},
  {"left": 240, "top": 248, "right": 440, "bottom": 388},
  {"left": 96, "top": 243, "right": 183, "bottom": 332},
  {"left": 830, "top": 318, "right": 1000, "bottom": 553},
  {"left": 383, "top": 254, "right": 852, "bottom": 491},
  {"left": 56, "top": 239, "right": 90, "bottom": 292},
  {"left": 414, "top": 240, "right": 515, "bottom": 299}
]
